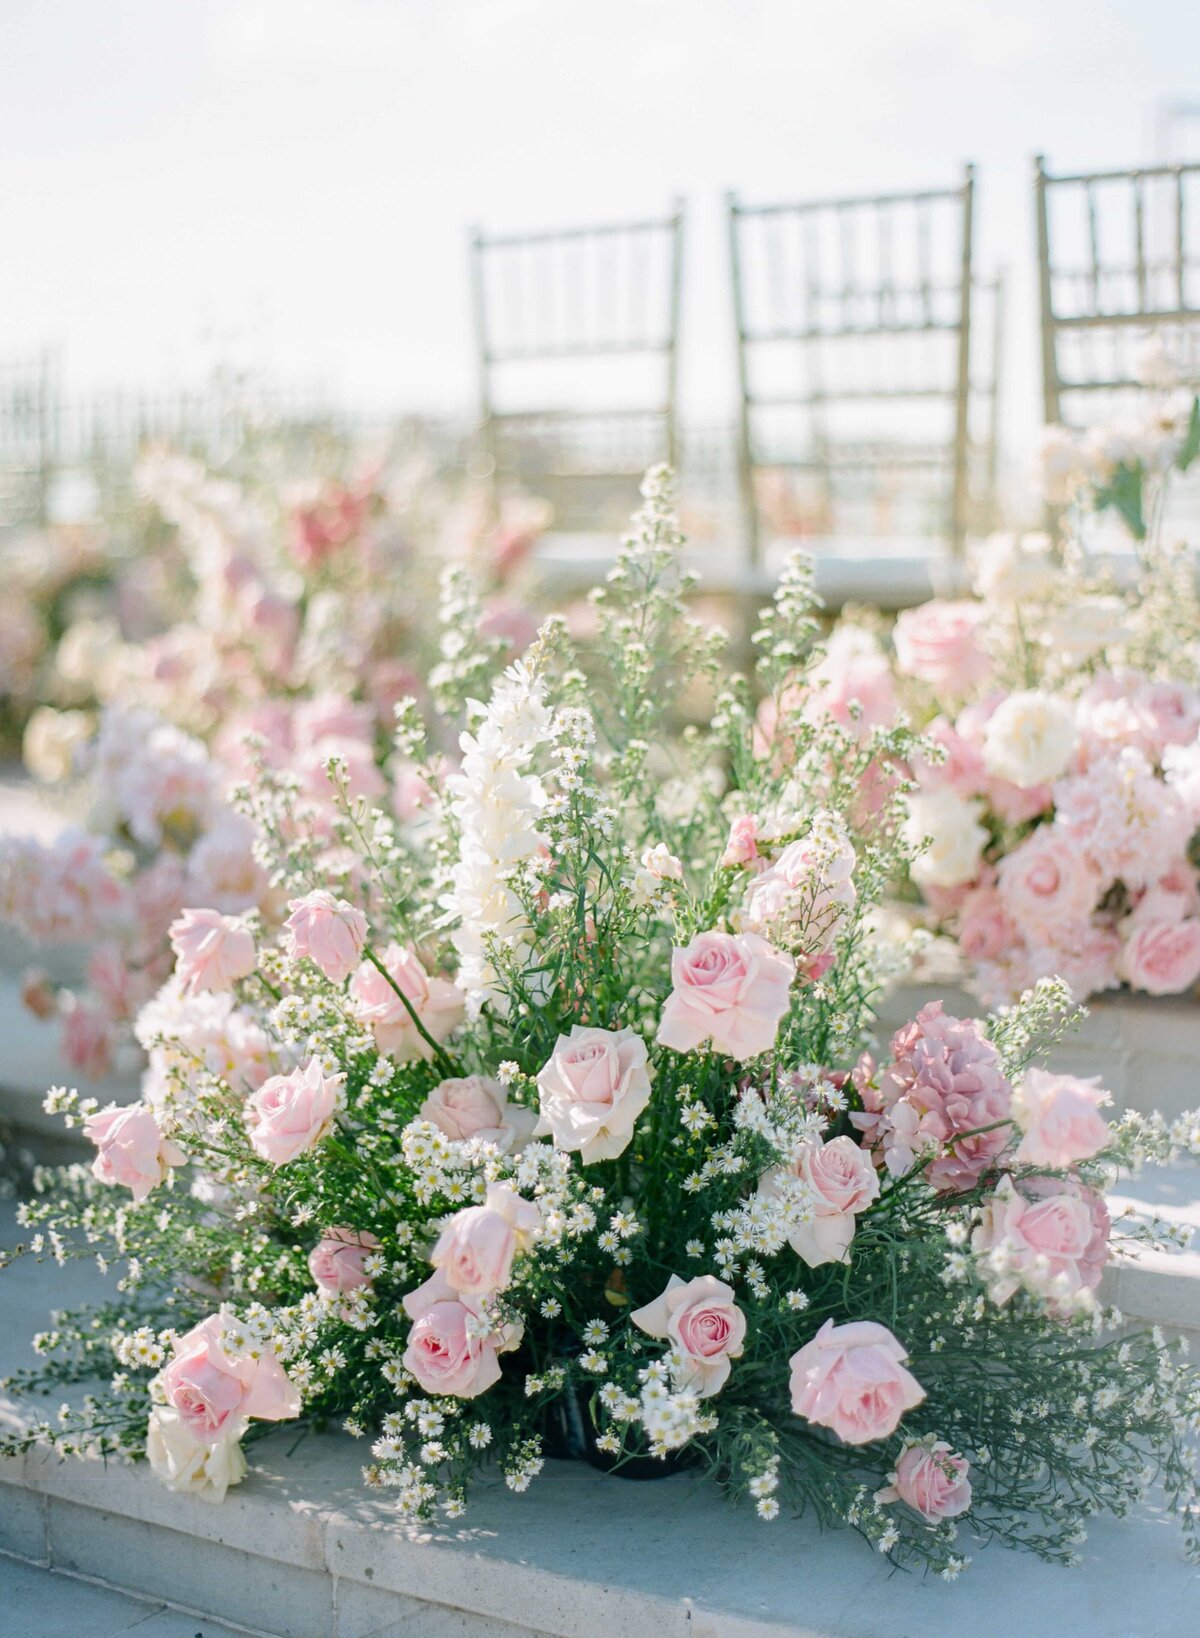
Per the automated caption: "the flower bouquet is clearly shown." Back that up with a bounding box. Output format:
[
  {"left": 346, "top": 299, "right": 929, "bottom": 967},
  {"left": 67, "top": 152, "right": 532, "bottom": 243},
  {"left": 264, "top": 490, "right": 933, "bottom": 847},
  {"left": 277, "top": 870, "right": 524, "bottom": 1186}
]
[
  {"left": 0, "top": 442, "right": 544, "bottom": 1088},
  {"left": 817, "top": 378, "right": 1200, "bottom": 1006},
  {"left": 5, "top": 471, "right": 1200, "bottom": 1578}
]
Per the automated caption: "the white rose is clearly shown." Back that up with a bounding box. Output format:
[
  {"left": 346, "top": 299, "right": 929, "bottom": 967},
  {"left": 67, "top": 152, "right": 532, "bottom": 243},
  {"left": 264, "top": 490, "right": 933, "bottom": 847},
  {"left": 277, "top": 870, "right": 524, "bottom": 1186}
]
[
  {"left": 904, "top": 790, "right": 988, "bottom": 891},
  {"left": 22, "top": 706, "right": 92, "bottom": 784},
  {"left": 533, "top": 1024, "right": 653, "bottom": 1164},
  {"left": 983, "top": 691, "right": 1076, "bottom": 789},
  {"left": 1041, "top": 596, "right": 1131, "bottom": 663},
  {"left": 146, "top": 1405, "right": 247, "bottom": 1503},
  {"left": 972, "top": 531, "right": 1059, "bottom": 604}
]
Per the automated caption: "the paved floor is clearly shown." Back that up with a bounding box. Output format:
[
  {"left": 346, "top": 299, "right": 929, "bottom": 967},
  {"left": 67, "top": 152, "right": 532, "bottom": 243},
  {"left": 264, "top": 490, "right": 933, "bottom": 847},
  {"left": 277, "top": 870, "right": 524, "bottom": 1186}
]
[{"left": 0, "top": 1554, "right": 249, "bottom": 1638}]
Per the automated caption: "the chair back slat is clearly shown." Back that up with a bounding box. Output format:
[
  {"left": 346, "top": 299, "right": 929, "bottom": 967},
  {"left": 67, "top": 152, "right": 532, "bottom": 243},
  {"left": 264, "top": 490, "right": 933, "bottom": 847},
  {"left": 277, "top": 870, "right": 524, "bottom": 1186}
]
[
  {"left": 470, "top": 205, "right": 685, "bottom": 529},
  {"left": 728, "top": 165, "right": 992, "bottom": 562},
  {"left": 1035, "top": 154, "right": 1200, "bottom": 424}
]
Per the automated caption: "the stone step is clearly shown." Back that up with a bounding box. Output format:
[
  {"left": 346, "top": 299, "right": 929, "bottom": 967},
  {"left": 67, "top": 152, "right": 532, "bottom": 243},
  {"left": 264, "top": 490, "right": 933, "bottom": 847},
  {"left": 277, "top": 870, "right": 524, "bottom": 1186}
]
[
  {"left": 3, "top": 1209, "right": 1200, "bottom": 1637},
  {"left": 0, "top": 1555, "right": 249, "bottom": 1638},
  {"left": 877, "top": 980, "right": 1200, "bottom": 1123},
  {"left": 1106, "top": 1163, "right": 1200, "bottom": 1345}
]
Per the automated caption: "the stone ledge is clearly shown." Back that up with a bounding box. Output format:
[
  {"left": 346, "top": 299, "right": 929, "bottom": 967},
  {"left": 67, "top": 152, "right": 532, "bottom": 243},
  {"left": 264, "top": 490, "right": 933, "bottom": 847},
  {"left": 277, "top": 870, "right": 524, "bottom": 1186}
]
[{"left": 4, "top": 1428, "right": 1200, "bottom": 1638}]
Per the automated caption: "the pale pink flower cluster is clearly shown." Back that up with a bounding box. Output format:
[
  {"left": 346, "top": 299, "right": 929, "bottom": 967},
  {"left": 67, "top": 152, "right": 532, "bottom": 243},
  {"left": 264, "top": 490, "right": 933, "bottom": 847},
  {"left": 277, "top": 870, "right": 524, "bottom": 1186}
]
[{"left": 904, "top": 664, "right": 1200, "bottom": 1003}]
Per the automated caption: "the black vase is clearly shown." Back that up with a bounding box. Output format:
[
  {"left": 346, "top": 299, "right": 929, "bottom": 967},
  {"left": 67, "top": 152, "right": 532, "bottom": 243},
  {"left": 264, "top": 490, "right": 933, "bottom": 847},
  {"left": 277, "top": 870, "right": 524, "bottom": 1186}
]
[{"left": 540, "top": 1384, "right": 697, "bottom": 1481}]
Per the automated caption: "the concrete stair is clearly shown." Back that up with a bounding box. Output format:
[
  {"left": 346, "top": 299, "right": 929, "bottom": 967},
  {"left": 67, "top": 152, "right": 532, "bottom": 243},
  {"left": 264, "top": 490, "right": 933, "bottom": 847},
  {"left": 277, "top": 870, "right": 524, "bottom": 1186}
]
[{"left": 2, "top": 1207, "right": 1200, "bottom": 1638}]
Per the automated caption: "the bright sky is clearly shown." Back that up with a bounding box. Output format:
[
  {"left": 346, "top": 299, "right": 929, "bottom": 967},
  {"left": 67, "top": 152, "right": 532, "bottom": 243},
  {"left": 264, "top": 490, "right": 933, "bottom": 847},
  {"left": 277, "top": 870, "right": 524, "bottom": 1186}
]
[{"left": 2, "top": 0, "right": 1198, "bottom": 467}]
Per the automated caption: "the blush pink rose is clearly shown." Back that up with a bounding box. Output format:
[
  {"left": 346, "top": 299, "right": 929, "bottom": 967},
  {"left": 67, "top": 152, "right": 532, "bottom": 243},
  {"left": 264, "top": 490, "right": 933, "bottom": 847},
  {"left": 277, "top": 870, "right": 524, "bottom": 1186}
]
[
  {"left": 245, "top": 1059, "right": 343, "bottom": 1165},
  {"left": 789, "top": 1319, "right": 925, "bottom": 1445},
  {"left": 912, "top": 717, "right": 988, "bottom": 798},
  {"left": 631, "top": 1273, "right": 747, "bottom": 1397},
  {"left": 760, "top": 1136, "right": 879, "bottom": 1267},
  {"left": 973, "top": 1174, "right": 1110, "bottom": 1306},
  {"left": 534, "top": 1025, "right": 653, "bottom": 1164},
  {"left": 308, "top": 1226, "right": 382, "bottom": 1295},
  {"left": 348, "top": 943, "right": 464, "bottom": 1061},
  {"left": 161, "top": 1311, "right": 300, "bottom": 1444},
  {"left": 955, "top": 883, "right": 1016, "bottom": 964},
  {"left": 430, "top": 1184, "right": 541, "bottom": 1297},
  {"left": 284, "top": 890, "right": 368, "bottom": 983},
  {"left": 720, "top": 814, "right": 761, "bottom": 869},
  {"left": 169, "top": 908, "right": 257, "bottom": 996},
  {"left": 420, "top": 1075, "right": 537, "bottom": 1152},
  {"left": 84, "top": 1101, "right": 185, "bottom": 1202},
  {"left": 657, "top": 930, "right": 795, "bottom": 1060},
  {"left": 1014, "top": 1069, "right": 1110, "bottom": 1169},
  {"left": 1118, "top": 916, "right": 1200, "bottom": 996},
  {"left": 995, "top": 829, "right": 1101, "bottom": 939},
  {"left": 741, "top": 835, "right": 856, "bottom": 972},
  {"left": 877, "top": 1439, "right": 972, "bottom": 1520},
  {"left": 401, "top": 1270, "right": 522, "bottom": 1398},
  {"left": 62, "top": 997, "right": 116, "bottom": 1080},
  {"left": 893, "top": 600, "right": 989, "bottom": 693}
]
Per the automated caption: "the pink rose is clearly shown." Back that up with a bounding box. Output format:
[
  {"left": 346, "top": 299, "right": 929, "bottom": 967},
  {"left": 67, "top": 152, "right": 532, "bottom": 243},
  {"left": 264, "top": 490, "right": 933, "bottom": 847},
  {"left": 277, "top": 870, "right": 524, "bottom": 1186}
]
[
  {"left": 1014, "top": 1069, "right": 1110, "bottom": 1169},
  {"left": 912, "top": 717, "right": 988, "bottom": 798},
  {"left": 955, "top": 884, "right": 1016, "bottom": 964},
  {"left": 657, "top": 930, "right": 795, "bottom": 1060},
  {"left": 1118, "top": 916, "right": 1200, "bottom": 996},
  {"left": 760, "top": 1135, "right": 880, "bottom": 1267},
  {"left": 893, "top": 600, "right": 989, "bottom": 693},
  {"left": 245, "top": 1059, "right": 342, "bottom": 1165},
  {"left": 161, "top": 1311, "right": 300, "bottom": 1444},
  {"left": 284, "top": 890, "right": 368, "bottom": 983},
  {"left": 720, "top": 814, "right": 761, "bottom": 869},
  {"left": 876, "top": 1439, "right": 972, "bottom": 1520},
  {"left": 742, "top": 835, "right": 856, "bottom": 971},
  {"left": 995, "top": 829, "right": 1101, "bottom": 939},
  {"left": 973, "top": 1174, "right": 1110, "bottom": 1306},
  {"left": 789, "top": 1319, "right": 925, "bottom": 1445},
  {"left": 169, "top": 908, "right": 257, "bottom": 997},
  {"left": 401, "top": 1271, "right": 522, "bottom": 1399},
  {"left": 631, "top": 1273, "right": 747, "bottom": 1397},
  {"left": 419, "top": 1075, "right": 537, "bottom": 1152},
  {"left": 534, "top": 1025, "right": 653, "bottom": 1164},
  {"left": 84, "top": 1101, "right": 185, "bottom": 1202},
  {"left": 308, "top": 1226, "right": 382, "bottom": 1295},
  {"left": 430, "top": 1184, "right": 541, "bottom": 1297},
  {"left": 62, "top": 997, "right": 116, "bottom": 1080},
  {"left": 348, "top": 943, "right": 464, "bottom": 1061}
]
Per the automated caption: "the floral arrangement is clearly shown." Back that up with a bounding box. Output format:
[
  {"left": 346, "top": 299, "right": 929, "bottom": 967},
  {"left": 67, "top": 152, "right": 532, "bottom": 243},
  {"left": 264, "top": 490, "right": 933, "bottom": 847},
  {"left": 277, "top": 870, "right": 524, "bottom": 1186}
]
[
  {"left": 5, "top": 470, "right": 1200, "bottom": 1580},
  {"left": 0, "top": 442, "right": 546, "bottom": 1085},
  {"left": 814, "top": 376, "right": 1200, "bottom": 1005}
]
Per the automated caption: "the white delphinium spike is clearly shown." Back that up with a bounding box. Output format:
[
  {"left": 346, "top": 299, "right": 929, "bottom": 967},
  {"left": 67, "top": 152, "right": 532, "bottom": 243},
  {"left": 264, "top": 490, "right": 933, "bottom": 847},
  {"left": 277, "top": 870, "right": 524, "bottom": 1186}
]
[{"left": 441, "top": 659, "right": 554, "bottom": 1016}]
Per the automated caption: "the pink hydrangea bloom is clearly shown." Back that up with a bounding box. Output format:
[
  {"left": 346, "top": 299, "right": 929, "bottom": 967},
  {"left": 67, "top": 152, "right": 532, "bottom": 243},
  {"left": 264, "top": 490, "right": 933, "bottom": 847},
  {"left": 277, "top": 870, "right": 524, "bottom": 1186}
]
[{"left": 853, "top": 1002, "right": 1013, "bottom": 1192}]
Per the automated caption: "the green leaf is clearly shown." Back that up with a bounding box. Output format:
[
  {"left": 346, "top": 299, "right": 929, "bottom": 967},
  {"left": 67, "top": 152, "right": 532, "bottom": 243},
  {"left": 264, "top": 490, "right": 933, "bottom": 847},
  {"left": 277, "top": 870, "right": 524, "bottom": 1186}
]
[
  {"left": 1093, "top": 462, "right": 1147, "bottom": 540},
  {"left": 1175, "top": 395, "right": 1200, "bottom": 473}
]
